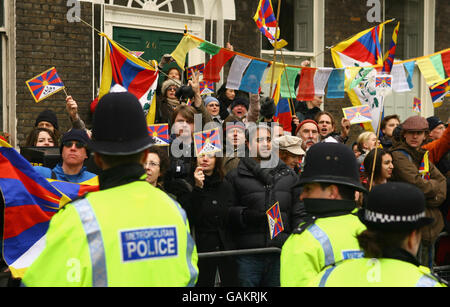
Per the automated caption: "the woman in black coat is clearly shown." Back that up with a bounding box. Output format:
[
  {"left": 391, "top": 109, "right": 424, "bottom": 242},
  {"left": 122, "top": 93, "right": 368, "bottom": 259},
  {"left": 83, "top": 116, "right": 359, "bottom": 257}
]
[{"left": 181, "top": 152, "right": 238, "bottom": 287}]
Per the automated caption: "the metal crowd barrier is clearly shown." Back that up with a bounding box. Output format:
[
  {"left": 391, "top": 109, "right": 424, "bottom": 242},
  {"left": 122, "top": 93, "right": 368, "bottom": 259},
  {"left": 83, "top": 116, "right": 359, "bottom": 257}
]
[
  {"left": 433, "top": 232, "right": 450, "bottom": 283},
  {"left": 198, "top": 247, "right": 282, "bottom": 259}
]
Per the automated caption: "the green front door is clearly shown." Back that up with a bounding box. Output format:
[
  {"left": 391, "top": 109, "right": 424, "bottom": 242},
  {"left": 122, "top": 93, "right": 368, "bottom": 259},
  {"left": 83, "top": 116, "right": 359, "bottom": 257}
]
[{"left": 113, "top": 27, "right": 185, "bottom": 84}]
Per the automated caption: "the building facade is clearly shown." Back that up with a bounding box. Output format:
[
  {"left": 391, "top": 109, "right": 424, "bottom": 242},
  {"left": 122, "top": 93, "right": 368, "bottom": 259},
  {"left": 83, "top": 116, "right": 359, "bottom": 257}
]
[{"left": 0, "top": 0, "right": 448, "bottom": 147}]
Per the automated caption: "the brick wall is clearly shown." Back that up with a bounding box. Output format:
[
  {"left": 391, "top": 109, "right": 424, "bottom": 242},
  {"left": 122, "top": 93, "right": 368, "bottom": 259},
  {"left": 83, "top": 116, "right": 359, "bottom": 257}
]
[
  {"left": 16, "top": 0, "right": 93, "bottom": 146},
  {"left": 223, "top": 1, "right": 261, "bottom": 78}
]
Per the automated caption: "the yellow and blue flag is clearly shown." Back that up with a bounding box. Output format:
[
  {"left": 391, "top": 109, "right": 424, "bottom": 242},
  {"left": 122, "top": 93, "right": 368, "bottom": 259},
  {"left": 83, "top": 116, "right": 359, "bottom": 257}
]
[
  {"left": 273, "top": 78, "right": 292, "bottom": 133},
  {"left": 331, "top": 20, "right": 393, "bottom": 68},
  {"left": 382, "top": 22, "right": 400, "bottom": 74},
  {"left": 253, "top": 0, "right": 288, "bottom": 49}
]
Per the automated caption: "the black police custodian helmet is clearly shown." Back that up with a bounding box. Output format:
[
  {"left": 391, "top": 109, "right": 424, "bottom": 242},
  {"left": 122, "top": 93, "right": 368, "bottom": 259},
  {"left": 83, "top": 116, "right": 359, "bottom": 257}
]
[
  {"left": 358, "top": 182, "right": 433, "bottom": 232},
  {"left": 298, "top": 142, "right": 366, "bottom": 192},
  {"left": 88, "top": 92, "right": 154, "bottom": 155}
]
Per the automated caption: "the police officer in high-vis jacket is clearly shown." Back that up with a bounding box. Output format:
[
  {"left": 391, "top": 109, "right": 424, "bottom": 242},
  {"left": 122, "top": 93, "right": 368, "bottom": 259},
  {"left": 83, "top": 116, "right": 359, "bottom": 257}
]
[
  {"left": 309, "top": 182, "right": 447, "bottom": 287},
  {"left": 22, "top": 92, "right": 198, "bottom": 287},
  {"left": 280, "top": 142, "right": 367, "bottom": 287}
]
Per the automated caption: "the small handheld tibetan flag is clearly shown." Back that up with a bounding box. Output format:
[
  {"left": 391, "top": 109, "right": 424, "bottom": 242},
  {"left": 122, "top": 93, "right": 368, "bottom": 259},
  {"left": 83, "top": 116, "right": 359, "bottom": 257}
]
[
  {"left": 199, "top": 80, "right": 215, "bottom": 96},
  {"left": 375, "top": 75, "right": 392, "bottom": 89},
  {"left": 187, "top": 63, "right": 205, "bottom": 80},
  {"left": 413, "top": 97, "right": 421, "bottom": 113},
  {"left": 419, "top": 151, "right": 431, "bottom": 180},
  {"left": 26, "top": 67, "right": 65, "bottom": 103},
  {"left": 194, "top": 128, "right": 222, "bottom": 156},
  {"left": 266, "top": 202, "right": 284, "bottom": 240},
  {"left": 343, "top": 105, "right": 372, "bottom": 125},
  {"left": 375, "top": 74, "right": 393, "bottom": 96},
  {"left": 148, "top": 124, "right": 170, "bottom": 146}
]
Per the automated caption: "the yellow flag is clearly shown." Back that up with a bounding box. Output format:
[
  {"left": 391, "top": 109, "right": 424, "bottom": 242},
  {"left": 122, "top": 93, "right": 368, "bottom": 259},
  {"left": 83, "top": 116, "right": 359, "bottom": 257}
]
[
  {"left": 170, "top": 35, "right": 202, "bottom": 70},
  {"left": 265, "top": 62, "right": 285, "bottom": 84},
  {"left": 417, "top": 58, "right": 444, "bottom": 86}
]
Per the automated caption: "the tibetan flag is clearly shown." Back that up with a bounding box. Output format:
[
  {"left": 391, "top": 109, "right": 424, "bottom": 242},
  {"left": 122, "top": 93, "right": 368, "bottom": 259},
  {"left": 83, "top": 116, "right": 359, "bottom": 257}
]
[
  {"left": 296, "top": 68, "right": 316, "bottom": 101},
  {"left": 253, "top": 0, "right": 288, "bottom": 49},
  {"left": 193, "top": 128, "right": 222, "bottom": 156},
  {"left": 47, "top": 179, "right": 99, "bottom": 202},
  {"left": 413, "top": 97, "right": 421, "bottom": 113},
  {"left": 226, "top": 55, "right": 252, "bottom": 90},
  {"left": 148, "top": 124, "right": 170, "bottom": 146},
  {"left": 203, "top": 48, "right": 235, "bottom": 83},
  {"left": 273, "top": 79, "right": 292, "bottom": 132},
  {"left": 187, "top": 63, "right": 205, "bottom": 80},
  {"left": 0, "top": 140, "right": 63, "bottom": 278},
  {"left": 343, "top": 105, "right": 372, "bottom": 125},
  {"left": 419, "top": 151, "right": 431, "bottom": 181},
  {"left": 199, "top": 80, "right": 215, "bottom": 96},
  {"left": 429, "top": 78, "right": 450, "bottom": 108},
  {"left": 99, "top": 34, "right": 159, "bottom": 124},
  {"left": 266, "top": 202, "right": 284, "bottom": 240},
  {"left": 240, "top": 60, "right": 269, "bottom": 94},
  {"left": 0, "top": 139, "right": 99, "bottom": 278},
  {"left": 382, "top": 22, "right": 400, "bottom": 74},
  {"left": 375, "top": 75, "right": 392, "bottom": 89},
  {"left": 170, "top": 35, "right": 202, "bottom": 70},
  {"left": 331, "top": 20, "right": 392, "bottom": 68},
  {"left": 25, "top": 67, "right": 65, "bottom": 103}
]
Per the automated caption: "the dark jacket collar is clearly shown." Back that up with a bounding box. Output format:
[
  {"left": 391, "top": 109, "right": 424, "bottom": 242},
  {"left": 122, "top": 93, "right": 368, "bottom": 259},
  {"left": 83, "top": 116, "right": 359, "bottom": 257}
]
[
  {"left": 382, "top": 247, "right": 421, "bottom": 267},
  {"left": 303, "top": 198, "right": 357, "bottom": 217},
  {"left": 238, "top": 157, "right": 286, "bottom": 185},
  {"left": 99, "top": 163, "right": 146, "bottom": 191}
]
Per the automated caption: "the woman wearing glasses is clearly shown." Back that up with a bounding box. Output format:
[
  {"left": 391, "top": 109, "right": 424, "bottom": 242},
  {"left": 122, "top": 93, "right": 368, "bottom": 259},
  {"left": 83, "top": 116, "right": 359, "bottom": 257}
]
[
  {"left": 179, "top": 152, "right": 238, "bottom": 287},
  {"left": 33, "top": 129, "right": 97, "bottom": 184}
]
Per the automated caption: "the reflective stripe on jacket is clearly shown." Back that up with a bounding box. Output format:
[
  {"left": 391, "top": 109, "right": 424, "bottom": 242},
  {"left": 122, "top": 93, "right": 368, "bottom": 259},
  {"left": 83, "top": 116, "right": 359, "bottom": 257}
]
[
  {"left": 22, "top": 180, "right": 198, "bottom": 287},
  {"left": 280, "top": 213, "right": 365, "bottom": 287},
  {"left": 309, "top": 257, "right": 447, "bottom": 287}
]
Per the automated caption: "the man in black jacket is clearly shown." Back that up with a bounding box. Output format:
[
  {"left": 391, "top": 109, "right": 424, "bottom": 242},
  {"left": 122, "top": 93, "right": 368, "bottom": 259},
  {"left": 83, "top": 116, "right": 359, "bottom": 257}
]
[{"left": 226, "top": 123, "right": 305, "bottom": 287}]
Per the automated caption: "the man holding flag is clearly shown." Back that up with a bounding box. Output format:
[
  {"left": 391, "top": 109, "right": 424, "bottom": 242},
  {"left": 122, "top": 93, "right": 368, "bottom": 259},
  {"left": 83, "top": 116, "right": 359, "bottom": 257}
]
[{"left": 389, "top": 115, "right": 446, "bottom": 269}]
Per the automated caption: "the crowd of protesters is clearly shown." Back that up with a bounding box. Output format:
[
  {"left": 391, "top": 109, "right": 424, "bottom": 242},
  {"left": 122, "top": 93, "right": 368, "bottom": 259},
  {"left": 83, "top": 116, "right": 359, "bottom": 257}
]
[{"left": 0, "top": 53, "right": 448, "bottom": 287}]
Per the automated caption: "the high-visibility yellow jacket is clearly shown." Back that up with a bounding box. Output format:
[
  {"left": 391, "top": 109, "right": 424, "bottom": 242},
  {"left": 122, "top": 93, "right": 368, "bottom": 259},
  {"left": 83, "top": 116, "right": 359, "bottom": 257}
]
[
  {"left": 309, "top": 257, "right": 447, "bottom": 287},
  {"left": 280, "top": 211, "right": 365, "bottom": 287},
  {"left": 22, "top": 179, "right": 198, "bottom": 287}
]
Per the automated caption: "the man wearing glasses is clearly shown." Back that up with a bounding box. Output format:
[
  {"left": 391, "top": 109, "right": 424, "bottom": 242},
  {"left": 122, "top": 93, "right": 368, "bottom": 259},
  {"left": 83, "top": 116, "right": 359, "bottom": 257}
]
[{"left": 34, "top": 128, "right": 97, "bottom": 184}]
